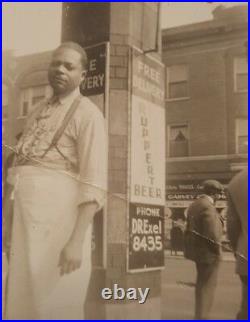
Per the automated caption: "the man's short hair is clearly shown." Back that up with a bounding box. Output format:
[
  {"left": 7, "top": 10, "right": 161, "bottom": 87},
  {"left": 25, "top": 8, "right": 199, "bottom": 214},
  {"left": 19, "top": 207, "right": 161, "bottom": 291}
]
[
  {"left": 54, "top": 41, "right": 88, "bottom": 70},
  {"left": 202, "top": 180, "right": 224, "bottom": 195}
]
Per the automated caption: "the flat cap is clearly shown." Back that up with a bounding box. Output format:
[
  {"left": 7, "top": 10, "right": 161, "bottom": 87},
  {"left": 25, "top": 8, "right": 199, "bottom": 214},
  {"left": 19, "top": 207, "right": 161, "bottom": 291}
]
[{"left": 202, "top": 180, "right": 224, "bottom": 194}]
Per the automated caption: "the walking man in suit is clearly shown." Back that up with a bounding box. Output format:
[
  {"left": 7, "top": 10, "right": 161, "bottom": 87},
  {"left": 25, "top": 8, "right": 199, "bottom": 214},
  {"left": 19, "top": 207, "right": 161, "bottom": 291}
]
[
  {"left": 227, "top": 168, "right": 248, "bottom": 320},
  {"left": 185, "top": 180, "right": 224, "bottom": 319}
]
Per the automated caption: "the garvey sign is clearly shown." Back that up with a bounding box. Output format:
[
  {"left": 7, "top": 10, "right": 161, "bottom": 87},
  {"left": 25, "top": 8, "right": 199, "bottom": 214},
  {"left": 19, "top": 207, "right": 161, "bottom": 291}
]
[
  {"left": 128, "top": 48, "right": 165, "bottom": 272},
  {"left": 165, "top": 179, "right": 227, "bottom": 208}
]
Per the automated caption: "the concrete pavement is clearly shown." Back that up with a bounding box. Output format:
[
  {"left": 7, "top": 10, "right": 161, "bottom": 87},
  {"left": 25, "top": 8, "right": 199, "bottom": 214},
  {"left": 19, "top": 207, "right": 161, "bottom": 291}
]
[{"left": 162, "top": 254, "right": 241, "bottom": 320}]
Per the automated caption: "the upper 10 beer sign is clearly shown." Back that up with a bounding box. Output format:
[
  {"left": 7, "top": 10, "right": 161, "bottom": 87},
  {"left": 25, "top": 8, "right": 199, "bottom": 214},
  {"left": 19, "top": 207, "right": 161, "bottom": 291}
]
[
  {"left": 130, "top": 49, "right": 165, "bottom": 206},
  {"left": 128, "top": 48, "right": 165, "bottom": 272}
]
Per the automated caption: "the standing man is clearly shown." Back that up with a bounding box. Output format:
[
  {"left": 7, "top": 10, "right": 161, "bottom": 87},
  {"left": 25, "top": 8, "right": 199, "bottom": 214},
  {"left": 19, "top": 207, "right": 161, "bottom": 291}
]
[
  {"left": 6, "top": 42, "right": 107, "bottom": 320},
  {"left": 184, "top": 180, "right": 224, "bottom": 320},
  {"left": 227, "top": 168, "right": 248, "bottom": 320}
]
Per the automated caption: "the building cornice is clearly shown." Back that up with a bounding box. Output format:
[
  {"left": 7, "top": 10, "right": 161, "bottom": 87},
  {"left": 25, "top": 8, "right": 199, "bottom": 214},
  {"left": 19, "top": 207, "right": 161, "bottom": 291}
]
[
  {"left": 162, "top": 24, "right": 247, "bottom": 51},
  {"left": 166, "top": 154, "right": 248, "bottom": 163}
]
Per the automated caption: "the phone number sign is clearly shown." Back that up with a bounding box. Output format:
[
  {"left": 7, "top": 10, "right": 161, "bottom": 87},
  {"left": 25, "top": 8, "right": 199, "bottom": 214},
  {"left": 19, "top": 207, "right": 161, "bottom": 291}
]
[{"left": 128, "top": 203, "right": 164, "bottom": 271}]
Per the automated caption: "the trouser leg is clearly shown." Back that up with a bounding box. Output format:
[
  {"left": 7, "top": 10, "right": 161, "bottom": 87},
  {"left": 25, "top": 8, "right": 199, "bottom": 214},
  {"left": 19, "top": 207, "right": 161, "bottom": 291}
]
[
  {"left": 195, "top": 261, "right": 220, "bottom": 320},
  {"left": 237, "top": 276, "right": 248, "bottom": 320}
]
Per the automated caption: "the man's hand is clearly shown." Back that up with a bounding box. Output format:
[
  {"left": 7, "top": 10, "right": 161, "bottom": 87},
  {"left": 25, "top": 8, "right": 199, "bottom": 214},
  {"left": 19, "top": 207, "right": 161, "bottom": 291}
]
[
  {"left": 58, "top": 240, "right": 83, "bottom": 276},
  {"left": 58, "top": 202, "right": 98, "bottom": 276}
]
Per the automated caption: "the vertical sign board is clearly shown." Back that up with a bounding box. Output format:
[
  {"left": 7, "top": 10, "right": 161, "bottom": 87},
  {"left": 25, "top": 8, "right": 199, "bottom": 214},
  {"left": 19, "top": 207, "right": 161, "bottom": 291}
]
[
  {"left": 128, "top": 48, "right": 165, "bottom": 272},
  {"left": 81, "top": 42, "right": 106, "bottom": 98},
  {"left": 81, "top": 42, "right": 109, "bottom": 268}
]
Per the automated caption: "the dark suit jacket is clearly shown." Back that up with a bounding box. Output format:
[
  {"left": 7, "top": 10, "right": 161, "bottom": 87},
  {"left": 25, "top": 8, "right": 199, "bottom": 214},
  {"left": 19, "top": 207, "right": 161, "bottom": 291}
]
[{"left": 186, "top": 195, "right": 223, "bottom": 264}]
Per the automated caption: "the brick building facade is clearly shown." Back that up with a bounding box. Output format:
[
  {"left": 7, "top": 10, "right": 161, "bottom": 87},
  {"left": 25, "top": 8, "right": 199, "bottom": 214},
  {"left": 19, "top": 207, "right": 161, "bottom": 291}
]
[{"left": 162, "top": 5, "right": 248, "bottom": 242}]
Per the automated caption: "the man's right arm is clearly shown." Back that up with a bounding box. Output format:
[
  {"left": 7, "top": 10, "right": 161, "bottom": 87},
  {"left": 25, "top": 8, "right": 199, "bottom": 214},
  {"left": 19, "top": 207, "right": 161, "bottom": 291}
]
[{"left": 202, "top": 206, "right": 222, "bottom": 254}]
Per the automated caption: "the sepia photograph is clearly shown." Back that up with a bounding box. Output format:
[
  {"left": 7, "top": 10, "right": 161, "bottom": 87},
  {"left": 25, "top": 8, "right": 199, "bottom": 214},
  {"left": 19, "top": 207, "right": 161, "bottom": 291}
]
[{"left": 2, "top": 2, "right": 248, "bottom": 320}]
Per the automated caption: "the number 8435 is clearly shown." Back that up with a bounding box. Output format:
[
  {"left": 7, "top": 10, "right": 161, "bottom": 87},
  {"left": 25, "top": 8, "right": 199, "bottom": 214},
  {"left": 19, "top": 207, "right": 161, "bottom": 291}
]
[{"left": 132, "top": 235, "right": 163, "bottom": 252}]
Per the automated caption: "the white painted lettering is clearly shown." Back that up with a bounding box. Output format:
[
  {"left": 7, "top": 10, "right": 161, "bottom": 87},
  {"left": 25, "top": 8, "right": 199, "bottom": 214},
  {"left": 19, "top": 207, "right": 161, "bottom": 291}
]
[
  {"left": 137, "top": 219, "right": 144, "bottom": 234},
  {"left": 92, "top": 75, "right": 99, "bottom": 88},
  {"left": 89, "top": 59, "right": 97, "bottom": 72},
  {"left": 99, "top": 74, "right": 105, "bottom": 87},
  {"left": 132, "top": 218, "right": 137, "bottom": 234}
]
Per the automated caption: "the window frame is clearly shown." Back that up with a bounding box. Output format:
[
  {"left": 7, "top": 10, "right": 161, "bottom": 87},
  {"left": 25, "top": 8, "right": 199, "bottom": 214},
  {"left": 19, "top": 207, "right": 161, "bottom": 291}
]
[
  {"left": 234, "top": 56, "right": 248, "bottom": 93},
  {"left": 235, "top": 118, "right": 248, "bottom": 155},
  {"left": 18, "top": 85, "right": 51, "bottom": 119},
  {"left": 167, "top": 123, "right": 190, "bottom": 158},
  {"left": 166, "top": 64, "right": 189, "bottom": 101}
]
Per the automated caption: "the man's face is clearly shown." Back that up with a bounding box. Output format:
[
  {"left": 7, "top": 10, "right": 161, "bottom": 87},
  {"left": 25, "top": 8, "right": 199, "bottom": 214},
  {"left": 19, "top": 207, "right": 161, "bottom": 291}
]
[{"left": 48, "top": 47, "right": 86, "bottom": 96}]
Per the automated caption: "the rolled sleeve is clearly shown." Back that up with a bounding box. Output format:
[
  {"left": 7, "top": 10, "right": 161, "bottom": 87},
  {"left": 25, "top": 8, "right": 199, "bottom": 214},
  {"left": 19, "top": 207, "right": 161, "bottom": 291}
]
[{"left": 77, "top": 109, "right": 107, "bottom": 210}]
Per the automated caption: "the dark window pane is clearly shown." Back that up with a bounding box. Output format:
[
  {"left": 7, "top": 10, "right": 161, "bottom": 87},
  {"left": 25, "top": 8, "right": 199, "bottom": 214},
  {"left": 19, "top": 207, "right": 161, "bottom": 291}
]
[
  {"left": 22, "top": 102, "right": 29, "bottom": 116},
  {"left": 169, "top": 81, "right": 188, "bottom": 99},
  {"left": 174, "top": 130, "right": 186, "bottom": 141}
]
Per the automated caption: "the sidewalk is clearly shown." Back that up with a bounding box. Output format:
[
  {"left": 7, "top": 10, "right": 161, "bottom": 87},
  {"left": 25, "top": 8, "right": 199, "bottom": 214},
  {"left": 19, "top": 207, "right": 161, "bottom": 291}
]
[
  {"left": 164, "top": 250, "right": 235, "bottom": 262},
  {"left": 161, "top": 256, "right": 240, "bottom": 319}
]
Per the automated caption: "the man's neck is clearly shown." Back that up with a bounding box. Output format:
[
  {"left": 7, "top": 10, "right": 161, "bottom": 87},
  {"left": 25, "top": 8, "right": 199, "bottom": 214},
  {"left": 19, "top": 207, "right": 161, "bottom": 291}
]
[{"left": 53, "top": 87, "right": 80, "bottom": 105}]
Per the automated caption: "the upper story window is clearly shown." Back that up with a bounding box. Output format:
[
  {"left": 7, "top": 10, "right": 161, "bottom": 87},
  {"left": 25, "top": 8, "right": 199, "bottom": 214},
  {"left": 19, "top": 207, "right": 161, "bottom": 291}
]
[
  {"left": 20, "top": 88, "right": 30, "bottom": 117},
  {"left": 166, "top": 65, "right": 188, "bottom": 100},
  {"left": 234, "top": 57, "right": 248, "bottom": 93},
  {"left": 2, "top": 84, "right": 9, "bottom": 121},
  {"left": 236, "top": 119, "right": 248, "bottom": 154},
  {"left": 168, "top": 124, "right": 189, "bottom": 157},
  {"left": 19, "top": 85, "right": 51, "bottom": 117}
]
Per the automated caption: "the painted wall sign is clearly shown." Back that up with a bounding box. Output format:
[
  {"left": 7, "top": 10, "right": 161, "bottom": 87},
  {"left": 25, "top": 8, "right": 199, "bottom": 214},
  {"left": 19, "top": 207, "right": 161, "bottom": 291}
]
[
  {"left": 128, "top": 203, "right": 164, "bottom": 270},
  {"left": 166, "top": 179, "right": 227, "bottom": 206},
  {"left": 128, "top": 48, "right": 165, "bottom": 272}
]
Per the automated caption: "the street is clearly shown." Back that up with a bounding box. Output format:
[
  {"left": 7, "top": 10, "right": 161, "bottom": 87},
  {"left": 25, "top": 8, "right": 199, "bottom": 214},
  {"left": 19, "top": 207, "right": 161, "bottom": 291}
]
[{"left": 162, "top": 253, "right": 241, "bottom": 320}]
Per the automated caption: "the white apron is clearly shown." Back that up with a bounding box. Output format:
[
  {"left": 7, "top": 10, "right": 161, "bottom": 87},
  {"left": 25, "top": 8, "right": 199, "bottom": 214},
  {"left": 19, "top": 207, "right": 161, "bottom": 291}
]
[{"left": 6, "top": 166, "right": 92, "bottom": 320}]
